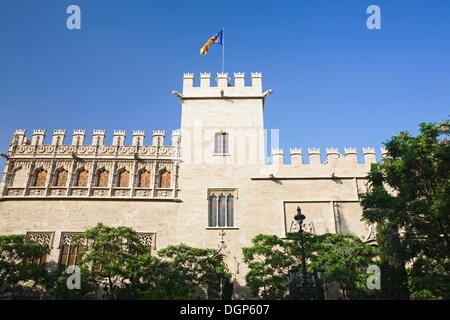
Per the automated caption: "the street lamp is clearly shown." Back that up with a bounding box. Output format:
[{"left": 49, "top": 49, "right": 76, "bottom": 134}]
[{"left": 290, "top": 206, "right": 315, "bottom": 300}]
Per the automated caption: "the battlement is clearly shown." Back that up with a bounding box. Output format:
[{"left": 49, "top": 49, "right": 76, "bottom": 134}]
[
  {"left": 269, "top": 147, "right": 380, "bottom": 166},
  {"left": 179, "top": 72, "right": 270, "bottom": 98},
  {"left": 9, "top": 129, "right": 180, "bottom": 150},
  {"left": 152, "top": 130, "right": 165, "bottom": 136},
  {"left": 289, "top": 148, "right": 302, "bottom": 155}
]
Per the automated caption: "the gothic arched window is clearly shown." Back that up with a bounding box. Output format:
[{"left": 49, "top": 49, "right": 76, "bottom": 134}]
[
  {"left": 55, "top": 169, "right": 68, "bottom": 187},
  {"left": 33, "top": 169, "right": 47, "bottom": 187},
  {"left": 214, "top": 132, "right": 229, "bottom": 154},
  {"left": 76, "top": 169, "right": 89, "bottom": 187},
  {"left": 227, "top": 195, "right": 234, "bottom": 227},
  {"left": 11, "top": 166, "right": 27, "bottom": 187},
  {"left": 138, "top": 170, "right": 151, "bottom": 188},
  {"left": 209, "top": 195, "right": 218, "bottom": 227},
  {"left": 218, "top": 194, "right": 227, "bottom": 227},
  {"left": 118, "top": 170, "right": 130, "bottom": 187},
  {"left": 159, "top": 170, "right": 171, "bottom": 188},
  {"left": 96, "top": 169, "right": 109, "bottom": 187},
  {"left": 208, "top": 191, "right": 235, "bottom": 228}
]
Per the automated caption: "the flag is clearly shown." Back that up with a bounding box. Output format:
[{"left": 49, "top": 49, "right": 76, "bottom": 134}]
[{"left": 200, "top": 29, "right": 223, "bottom": 55}]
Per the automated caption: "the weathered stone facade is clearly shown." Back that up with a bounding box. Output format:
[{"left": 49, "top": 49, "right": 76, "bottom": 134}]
[{"left": 0, "top": 72, "right": 381, "bottom": 298}]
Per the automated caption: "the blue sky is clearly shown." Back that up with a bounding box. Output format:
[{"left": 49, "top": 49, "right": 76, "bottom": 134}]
[{"left": 0, "top": 0, "right": 449, "bottom": 166}]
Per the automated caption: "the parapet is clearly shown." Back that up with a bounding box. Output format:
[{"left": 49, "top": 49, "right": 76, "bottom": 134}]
[
  {"left": 132, "top": 130, "right": 146, "bottom": 147},
  {"left": 52, "top": 130, "right": 67, "bottom": 146},
  {"left": 179, "top": 72, "right": 268, "bottom": 97},
  {"left": 9, "top": 129, "right": 180, "bottom": 150},
  {"left": 289, "top": 148, "right": 302, "bottom": 165},
  {"left": 272, "top": 147, "right": 379, "bottom": 166},
  {"left": 152, "top": 130, "right": 166, "bottom": 146},
  {"left": 308, "top": 148, "right": 321, "bottom": 165},
  {"left": 31, "top": 129, "right": 46, "bottom": 146},
  {"left": 362, "top": 147, "right": 376, "bottom": 163},
  {"left": 72, "top": 130, "right": 86, "bottom": 146},
  {"left": 272, "top": 148, "right": 284, "bottom": 166},
  {"left": 113, "top": 130, "right": 126, "bottom": 146},
  {"left": 11, "top": 129, "right": 29, "bottom": 147}
]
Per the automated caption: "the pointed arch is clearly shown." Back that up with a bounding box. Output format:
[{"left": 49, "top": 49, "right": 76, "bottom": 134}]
[
  {"left": 137, "top": 169, "right": 151, "bottom": 188},
  {"left": 218, "top": 194, "right": 226, "bottom": 227},
  {"left": 10, "top": 166, "right": 27, "bottom": 187},
  {"left": 75, "top": 168, "right": 89, "bottom": 187},
  {"left": 159, "top": 169, "right": 171, "bottom": 188},
  {"left": 54, "top": 168, "right": 69, "bottom": 187},
  {"left": 226, "top": 195, "right": 234, "bottom": 227},
  {"left": 33, "top": 168, "right": 48, "bottom": 187},
  {"left": 209, "top": 195, "right": 218, "bottom": 227},
  {"left": 96, "top": 168, "right": 109, "bottom": 187},
  {"left": 117, "top": 168, "right": 130, "bottom": 187},
  {"left": 210, "top": 253, "right": 236, "bottom": 300}
]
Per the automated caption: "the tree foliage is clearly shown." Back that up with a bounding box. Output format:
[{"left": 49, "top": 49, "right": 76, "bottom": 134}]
[
  {"left": 51, "top": 223, "right": 231, "bottom": 300},
  {"left": 243, "top": 232, "right": 378, "bottom": 300},
  {"left": 360, "top": 119, "right": 450, "bottom": 299},
  {"left": 0, "top": 235, "right": 52, "bottom": 298}
]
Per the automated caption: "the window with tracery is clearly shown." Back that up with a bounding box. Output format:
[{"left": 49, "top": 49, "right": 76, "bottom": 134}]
[
  {"left": 11, "top": 166, "right": 27, "bottom": 187},
  {"left": 59, "top": 233, "right": 85, "bottom": 270},
  {"left": 208, "top": 191, "right": 235, "bottom": 227},
  {"left": 118, "top": 170, "right": 130, "bottom": 187},
  {"left": 55, "top": 169, "right": 68, "bottom": 187},
  {"left": 25, "top": 232, "right": 53, "bottom": 266},
  {"left": 138, "top": 170, "right": 151, "bottom": 188},
  {"left": 33, "top": 169, "right": 47, "bottom": 187},
  {"left": 76, "top": 169, "right": 89, "bottom": 187},
  {"left": 159, "top": 170, "right": 171, "bottom": 188},
  {"left": 96, "top": 169, "right": 109, "bottom": 187},
  {"left": 135, "top": 233, "right": 154, "bottom": 256}
]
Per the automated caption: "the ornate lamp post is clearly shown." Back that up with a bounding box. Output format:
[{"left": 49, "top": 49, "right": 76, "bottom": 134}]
[{"left": 291, "top": 206, "right": 316, "bottom": 300}]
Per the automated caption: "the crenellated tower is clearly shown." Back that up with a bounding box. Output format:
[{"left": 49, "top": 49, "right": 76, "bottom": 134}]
[{"left": 173, "top": 72, "right": 272, "bottom": 164}]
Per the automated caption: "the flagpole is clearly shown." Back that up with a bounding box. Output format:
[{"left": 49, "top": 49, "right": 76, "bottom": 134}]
[{"left": 222, "top": 28, "right": 225, "bottom": 73}]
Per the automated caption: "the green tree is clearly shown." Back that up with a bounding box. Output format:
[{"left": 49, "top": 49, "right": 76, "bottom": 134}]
[
  {"left": 68, "top": 223, "right": 151, "bottom": 299},
  {"left": 53, "top": 224, "right": 231, "bottom": 300},
  {"left": 0, "top": 235, "right": 53, "bottom": 298},
  {"left": 360, "top": 120, "right": 450, "bottom": 299},
  {"left": 155, "top": 244, "right": 232, "bottom": 299},
  {"left": 243, "top": 232, "right": 377, "bottom": 300}
]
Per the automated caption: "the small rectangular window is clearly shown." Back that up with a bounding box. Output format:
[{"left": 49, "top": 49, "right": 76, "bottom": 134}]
[{"left": 214, "top": 132, "right": 229, "bottom": 154}]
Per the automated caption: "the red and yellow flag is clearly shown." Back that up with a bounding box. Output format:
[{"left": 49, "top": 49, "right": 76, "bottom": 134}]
[{"left": 200, "top": 30, "right": 223, "bottom": 55}]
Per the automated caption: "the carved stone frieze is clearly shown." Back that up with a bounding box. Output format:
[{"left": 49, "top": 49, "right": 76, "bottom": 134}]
[
  {"left": 49, "top": 188, "right": 66, "bottom": 197},
  {"left": 26, "top": 232, "right": 53, "bottom": 246},
  {"left": 92, "top": 188, "right": 109, "bottom": 197},
  {"left": 71, "top": 188, "right": 89, "bottom": 197},
  {"left": 134, "top": 189, "right": 152, "bottom": 197},
  {"left": 113, "top": 189, "right": 130, "bottom": 197},
  {"left": 6, "top": 188, "right": 25, "bottom": 196},
  {"left": 28, "top": 188, "right": 45, "bottom": 196},
  {"left": 4, "top": 140, "right": 179, "bottom": 200}
]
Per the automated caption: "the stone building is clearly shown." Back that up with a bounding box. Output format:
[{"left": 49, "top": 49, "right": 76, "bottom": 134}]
[{"left": 0, "top": 72, "right": 380, "bottom": 298}]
